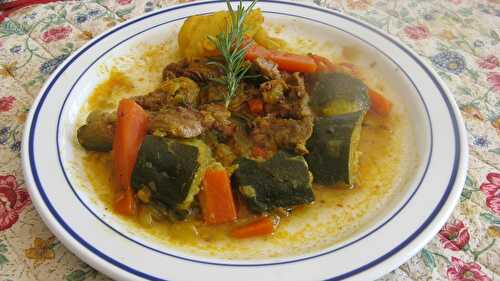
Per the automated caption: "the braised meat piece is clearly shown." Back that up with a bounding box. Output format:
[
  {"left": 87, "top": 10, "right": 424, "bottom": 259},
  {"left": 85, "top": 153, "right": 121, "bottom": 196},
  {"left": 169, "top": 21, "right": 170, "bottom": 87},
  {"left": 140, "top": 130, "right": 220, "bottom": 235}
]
[
  {"left": 261, "top": 72, "right": 312, "bottom": 119},
  {"left": 254, "top": 57, "right": 281, "bottom": 80},
  {"left": 163, "top": 58, "right": 222, "bottom": 83},
  {"left": 149, "top": 107, "right": 204, "bottom": 138},
  {"left": 133, "top": 77, "right": 200, "bottom": 110},
  {"left": 250, "top": 116, "right": 314, "bottom": 154},
  {"left": 199, "top": 103, "right": 236, "bottom": 137}
]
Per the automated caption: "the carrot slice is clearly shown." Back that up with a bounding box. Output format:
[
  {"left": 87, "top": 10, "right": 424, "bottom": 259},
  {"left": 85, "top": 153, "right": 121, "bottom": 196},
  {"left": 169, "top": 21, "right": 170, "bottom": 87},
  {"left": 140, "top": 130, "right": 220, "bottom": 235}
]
[
  {"left": 269, "top": 52, "right": 317, "bottom": 73},
  {"left": 310, "top": 54, "right": 337, "bottom": 72},
  {"left": 112, "top": 99, "right": 149, "bottom": 215},
  {"left": 248, "top": 98, "right": 264, "bottom": 115},
  {"left": 114, "top": 188, "right": 136, "bottom": 216},
  {"left": 113, "top": 99, "right": 149, "bottom": 190},
  {"left": 199, "top": 168, "right": 237, "bottom": 224},
  {"left": 368, "top": 88, "right": 392, "bottom": 116},
  {"left": 245, "top": 42, "right": 317, "bottom": 73},
  {"left": 231, "top": 217, "right": 274, "bottom": 239}
]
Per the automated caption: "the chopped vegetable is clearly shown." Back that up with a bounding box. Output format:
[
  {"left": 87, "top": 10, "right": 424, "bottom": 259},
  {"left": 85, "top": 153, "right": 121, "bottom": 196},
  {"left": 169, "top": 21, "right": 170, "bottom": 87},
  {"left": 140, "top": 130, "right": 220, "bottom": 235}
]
[
  {"left": 113, "top": 100, "right": 149, "bottom": 190},
  {"left": 248, "top": 98, "right": 264, "bottom": 115},
  {"left": 77, "top": 110, "right": 115, "bottom": 152},
  {"left": 112, "top": 99, "right": 149, "bottom": 215},
  {"left": 368, "top": 88, "right": 392, "bottom": 116},
  {"left": 306, "top": 112, "right": 364, "bottom": 186},
  {"left": 231, "top": 216, "right": 273, "bottom": 238},
  {"left": 131, "top": 135, "right": 206, "bottom": 213},
  {"left": 310, "top": 72, "right": 370, "bottom": 116},
  {"left": 114, "top": 189, "right": 136, "bottom": 216},
  {"left": 246, "top": 42, "right": 317, "bottom": 73},
  {"left": 310, "top": 54, "right": 337, "bottom": 72},
  {"left": 199, "top": 166, "right": 238, "bottom": 224},
  {"left": 233, "top": 151, "right": 314, "bottom": 213}
]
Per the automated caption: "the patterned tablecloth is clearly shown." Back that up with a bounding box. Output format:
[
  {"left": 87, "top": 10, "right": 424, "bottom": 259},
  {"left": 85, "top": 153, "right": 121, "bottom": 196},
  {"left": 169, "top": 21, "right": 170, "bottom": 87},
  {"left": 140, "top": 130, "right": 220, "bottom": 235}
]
[{"left": 0, "top": 0, "right": 498, "bottom": 280}]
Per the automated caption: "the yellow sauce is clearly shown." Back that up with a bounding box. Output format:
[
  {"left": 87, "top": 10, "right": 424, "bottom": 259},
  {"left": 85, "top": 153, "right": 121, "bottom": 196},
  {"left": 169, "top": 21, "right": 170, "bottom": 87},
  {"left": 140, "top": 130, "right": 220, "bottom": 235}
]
[{"left": 77, "top": 36, "right": 410, "bottom": 259}]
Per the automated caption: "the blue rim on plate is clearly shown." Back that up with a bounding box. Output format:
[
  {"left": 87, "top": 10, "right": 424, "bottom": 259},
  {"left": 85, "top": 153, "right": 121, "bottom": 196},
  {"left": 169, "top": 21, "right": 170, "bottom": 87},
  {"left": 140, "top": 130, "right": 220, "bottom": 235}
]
[{"left": 25, "top": 1, "right": 462, "bottom": 280}]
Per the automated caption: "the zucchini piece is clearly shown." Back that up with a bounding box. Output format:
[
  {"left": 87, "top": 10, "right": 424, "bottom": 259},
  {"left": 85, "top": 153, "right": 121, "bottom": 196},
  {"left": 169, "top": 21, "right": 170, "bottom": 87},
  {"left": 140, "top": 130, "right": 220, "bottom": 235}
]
[
  {"left": 309, "top": 72, "right": 370, "bottom": 116},
  {"left": 131, "top": 135, "right": 210, "bottom": 211},
  {"left": 233, "top": 151, "right": 314, "bottom": 213},
  {"left": 306, "top": 111, "right": 364, "bottom": 186}
]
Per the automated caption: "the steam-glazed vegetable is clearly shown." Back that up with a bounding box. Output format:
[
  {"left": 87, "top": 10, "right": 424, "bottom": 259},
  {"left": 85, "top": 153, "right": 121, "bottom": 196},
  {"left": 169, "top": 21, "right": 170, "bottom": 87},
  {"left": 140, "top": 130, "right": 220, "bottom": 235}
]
[
  {"left": 309, "top": 72, "right": 370, "bottom": 116},
  {"left": 131, "top": 135, "right": 209, "bottom": 212},
  {"left": 77, "top": 110, "right": 116, "bottom": 152},
  {"left": 233, "top": 151, "right": 314, "bottom": 213},
  {"left": 306, "top": 111, "right": 364, "bottom": 186}
]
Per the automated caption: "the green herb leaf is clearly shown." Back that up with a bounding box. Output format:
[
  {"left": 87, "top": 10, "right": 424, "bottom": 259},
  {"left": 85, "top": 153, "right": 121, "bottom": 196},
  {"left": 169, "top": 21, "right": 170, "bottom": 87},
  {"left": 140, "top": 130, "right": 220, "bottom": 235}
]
[{"left": 208, "top": 0, "right": 258, "bottom": 107}]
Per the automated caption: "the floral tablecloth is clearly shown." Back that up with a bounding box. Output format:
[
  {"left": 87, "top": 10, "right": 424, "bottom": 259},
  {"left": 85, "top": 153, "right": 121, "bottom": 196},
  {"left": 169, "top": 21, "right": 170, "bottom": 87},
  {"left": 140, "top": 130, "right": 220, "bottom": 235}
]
[{"left": 0, "top": 0, "right": 498, "bottom": 280}]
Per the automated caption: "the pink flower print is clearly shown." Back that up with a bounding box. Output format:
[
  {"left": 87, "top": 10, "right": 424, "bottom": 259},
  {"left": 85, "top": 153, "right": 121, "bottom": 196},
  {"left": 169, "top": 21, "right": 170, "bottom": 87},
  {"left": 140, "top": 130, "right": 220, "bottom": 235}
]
[
  {"left": 117, "top": 0, "right": 133, "bottom": 5},
  {"left": 41, "top": 26, "right": 72, "bottom": 43},
  {"left": 0, "top": 175, "right": 31, "bottom": 231},
  {"left": 0, "top": 96, "right": 15, "bottom": 112},
  {"left": 478, "top": 55, "right": 499, "bottom": 69},
  {"left": 480, "top": 172, "right": 500, "bottom": 215},
  {"left": 404, "top": 25, "right": 430, "bottom": 40},
  {"left": 447, "top": 257, "right": 491, "bottom": 281},
  {"left": 438, "top": 220, "right": 470, "bottom": 251},
  {"left": 448, "top": 0, "right": 462, "bottom": 4},
  {"left": 486, "top": 73, "right": 500, "bottom": 92}
]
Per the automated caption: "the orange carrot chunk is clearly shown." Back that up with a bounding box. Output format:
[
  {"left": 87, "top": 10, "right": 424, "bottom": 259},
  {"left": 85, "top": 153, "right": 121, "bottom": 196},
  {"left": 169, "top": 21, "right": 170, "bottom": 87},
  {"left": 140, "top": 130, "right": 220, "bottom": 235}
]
[
  {"left": 248, "top": 98, "right": 264, "bottom": 115},
  {"left": 310, "top": 54, "right": 337, "bottom": 72},
  {"left": 199, "top": 168, "right": 237, "bottom": 224},
  {"left": 245, "top": 42, "right": 317, "bottom": 73},
  {"left": 112, "top": 99, "right": 149, "bottom": 215},
  {"left": 231, "top": 217, "right": 274, "bottom": 239},
  {"left": 368, "top": 88, "right": 392, "bottom": 116},
  {"left": 114, "top": 188, "right": 136, "bottom": 216}
]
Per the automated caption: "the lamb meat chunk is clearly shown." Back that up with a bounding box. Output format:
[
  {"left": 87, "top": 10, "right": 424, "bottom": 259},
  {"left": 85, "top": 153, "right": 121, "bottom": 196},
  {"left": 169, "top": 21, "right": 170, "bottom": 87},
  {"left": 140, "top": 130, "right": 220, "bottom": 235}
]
[
  {"left": 251, "top": 116, "right": 314, "bottom": 154},
  {"left": 260, "top": 79, "right": 286, "bottom": 104},
  {"left": 149, "top": 107, "right": 204, "bottom": 138},
  {"left": 199, "top": 103, "right": 235, "bottom": 137},
  {"left": 254, "top": 57, "right": 281, "bottom": 80},
  {"left": 164, "top": 58, "right": 222, "bottom": 83},
  {"left": 263, "top": 73, "right": 312, "bottom": 119},
  {"left": 133, "top": 77, "right": 200, "bottom": 110}
]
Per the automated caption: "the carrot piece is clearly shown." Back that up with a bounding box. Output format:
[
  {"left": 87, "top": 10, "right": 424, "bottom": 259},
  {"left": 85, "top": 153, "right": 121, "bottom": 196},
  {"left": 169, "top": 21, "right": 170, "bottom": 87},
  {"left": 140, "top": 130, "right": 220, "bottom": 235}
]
[
  {"left": 231, "top": 217, "right": 274, "bottom": 239},
  {"left": 199, "top": 168, "right": 237, "bottom": 224},
  {"left": 368, "top": 88, "right": 392, "bottom": 116},
  {"left": 114, "top": 188, "right": 136, "bottom": 216},
  {"left": 248, "top": 98, "right": 264, "bottom": 115},
  {"left": 112, "top": 99, "right": 149, "bottom": 215},
  {"left": 252, "top": 146, "right": 267, "bottom": 159},
  {"left": 269, "top": 52, "right": 317, "bottom": 73},
  {"left": 310, "top": 54, "right": 337, "bottom": 72},
  {"left": 113, "top": 99, "right": 149, "bottom": 190},
  {"left": 245, "top": 42, "right": 317, "bottom": 73},
  {"left": 245, "top": 43, "right": 272, "bottom": 61}
]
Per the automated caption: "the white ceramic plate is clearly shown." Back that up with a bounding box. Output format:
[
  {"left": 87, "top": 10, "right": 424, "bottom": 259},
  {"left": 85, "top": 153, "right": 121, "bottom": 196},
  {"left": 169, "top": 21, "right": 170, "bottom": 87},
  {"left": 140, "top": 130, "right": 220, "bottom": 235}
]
[{"left": 22, "top": 1, "right": 468, "bottom": 280}]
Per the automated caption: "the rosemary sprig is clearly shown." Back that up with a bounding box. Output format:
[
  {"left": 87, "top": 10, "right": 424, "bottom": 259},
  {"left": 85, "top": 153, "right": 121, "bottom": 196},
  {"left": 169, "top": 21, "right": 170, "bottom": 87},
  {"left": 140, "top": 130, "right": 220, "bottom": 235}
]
[{"left": 208, "top": 0, "right": 258, "bottom": 108}]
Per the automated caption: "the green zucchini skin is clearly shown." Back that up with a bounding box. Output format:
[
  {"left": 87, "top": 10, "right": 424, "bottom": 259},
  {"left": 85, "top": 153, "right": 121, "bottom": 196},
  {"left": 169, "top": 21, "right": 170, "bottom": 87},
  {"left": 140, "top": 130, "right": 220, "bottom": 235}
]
[
  {"left": 306, "top": 111, "right": 364, "bottom": 186},
  {"left": 233, "top": 151, "right": 315, "bottom": 213},
  {"left": 131, "top": 135, "right": 200, "bottom": 210},
  {"left": 309, "top": 72, "right": 370, "bottom": 116}
]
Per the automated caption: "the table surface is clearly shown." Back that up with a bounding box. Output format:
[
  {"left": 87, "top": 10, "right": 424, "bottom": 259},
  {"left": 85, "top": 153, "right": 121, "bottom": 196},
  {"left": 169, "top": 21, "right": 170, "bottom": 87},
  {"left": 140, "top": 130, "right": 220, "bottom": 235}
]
[{"left": 0, "top": 0, "right": 499, "bottom": 280}]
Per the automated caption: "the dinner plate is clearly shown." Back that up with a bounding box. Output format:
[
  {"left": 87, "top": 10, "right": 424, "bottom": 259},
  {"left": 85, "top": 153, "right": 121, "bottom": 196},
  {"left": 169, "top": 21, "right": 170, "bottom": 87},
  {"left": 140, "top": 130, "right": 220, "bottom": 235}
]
[{"left": 22, "top": 0, "right": 468, "bottom": 280}]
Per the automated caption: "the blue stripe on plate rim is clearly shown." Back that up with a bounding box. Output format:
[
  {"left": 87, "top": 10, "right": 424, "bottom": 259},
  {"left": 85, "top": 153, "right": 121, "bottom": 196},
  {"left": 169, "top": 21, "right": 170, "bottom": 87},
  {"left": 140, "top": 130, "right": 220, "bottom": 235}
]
[{"left": 25, "top": 0, "right": 462, "bottom": 280}]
